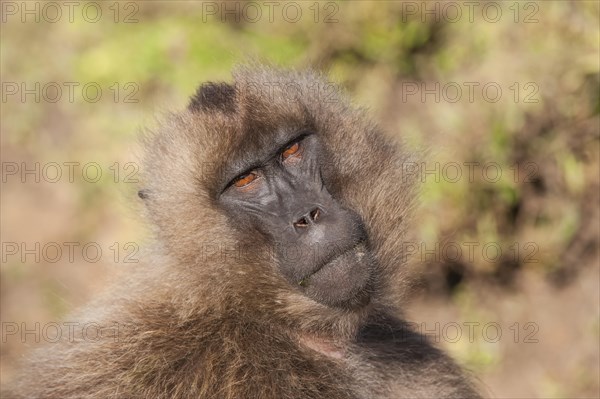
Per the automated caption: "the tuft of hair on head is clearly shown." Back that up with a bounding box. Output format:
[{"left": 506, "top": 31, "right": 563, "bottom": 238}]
[{"left": 188, "top": 82, "right": 237, "bottom": 113}]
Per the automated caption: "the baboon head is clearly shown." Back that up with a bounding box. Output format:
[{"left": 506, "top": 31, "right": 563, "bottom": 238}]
[{"left": 140, "top": 65, "right": 415, "bottom": 335}]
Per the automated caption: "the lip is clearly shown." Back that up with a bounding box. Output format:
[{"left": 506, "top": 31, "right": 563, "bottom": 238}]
[{"left": 298, "top": 241, "right": 366, "bottom": 286}]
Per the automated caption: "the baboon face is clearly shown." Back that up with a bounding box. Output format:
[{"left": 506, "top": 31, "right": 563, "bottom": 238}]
[
  {"left": 142, "top": 67, "right": 413, "bottom": 317},
  {"left": 217, "top": 128, "right": 373, "bottom": 308}
]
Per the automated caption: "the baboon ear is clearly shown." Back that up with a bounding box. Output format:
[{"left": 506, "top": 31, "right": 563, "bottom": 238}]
[
  {"left": 188, "top": 82, "right": 236, "bottom": 113},
  {"left": 138, "top": 189, "right": 150, "bottom": 200}
]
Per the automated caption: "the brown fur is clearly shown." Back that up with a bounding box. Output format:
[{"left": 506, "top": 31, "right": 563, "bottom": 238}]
[{"left": 5, "top": 65, "right": 481, "bottom": 398}]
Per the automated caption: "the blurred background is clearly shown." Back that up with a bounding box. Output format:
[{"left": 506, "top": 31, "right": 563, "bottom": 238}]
[{"left": 1, "top": 1, "right": 598, "bottom": 397}]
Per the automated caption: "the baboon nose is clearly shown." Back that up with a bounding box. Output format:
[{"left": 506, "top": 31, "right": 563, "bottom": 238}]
[{"left": 293, "top": 207, "right": 321, "bottom": 229}]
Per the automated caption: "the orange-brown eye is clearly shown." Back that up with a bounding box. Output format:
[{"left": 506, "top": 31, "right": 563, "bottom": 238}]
[
  {"left": 233, "top": 172, "right": 258, "bottom": 188},
  {"left": 282, "top": 142, "right": 301, "bottom": 161}
]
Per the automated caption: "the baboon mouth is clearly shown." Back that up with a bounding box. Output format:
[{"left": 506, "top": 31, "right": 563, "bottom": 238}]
[
  {"left": 298, "top": 241, "right": 368, "bottom": 285},
  {"left": 298, "top": 241, "right": 373, "bottom": 308}
]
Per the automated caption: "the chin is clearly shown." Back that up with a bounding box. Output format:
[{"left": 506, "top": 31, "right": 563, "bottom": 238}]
[{"left": 304, "top": 243, "right": 374, "bottom": 309}]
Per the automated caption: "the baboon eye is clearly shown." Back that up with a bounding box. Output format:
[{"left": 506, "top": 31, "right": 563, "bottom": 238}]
[
  {"left": 281, "top": 142, "right": 301, "bottom": 161},
  {"left": 233, "top": 172, "right": 258, "bottom": 188}
]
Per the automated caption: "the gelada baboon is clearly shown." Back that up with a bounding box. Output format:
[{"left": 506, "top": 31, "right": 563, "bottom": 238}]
[{"left": 6, "top": 65, "right": 481, "bottom": 398}]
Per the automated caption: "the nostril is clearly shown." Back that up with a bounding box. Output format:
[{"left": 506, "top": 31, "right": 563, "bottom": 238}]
[
  {"left": 293, "top": 208, "right": 322, "bottom": 229},
  {"left": 310, "top": 208, "right": 320, "bottom": 221},
  {"left": 294, "top": 217, "right": 309, "bottom": 228}
]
